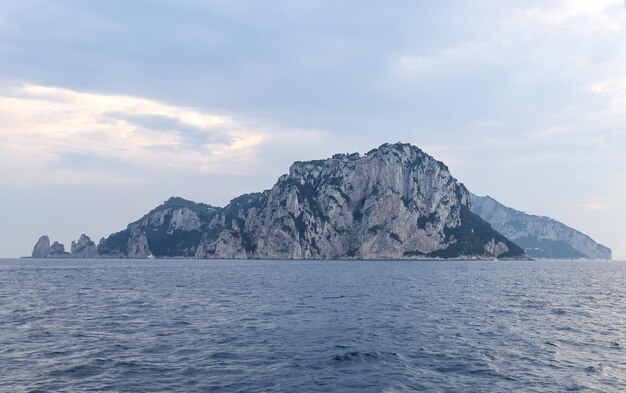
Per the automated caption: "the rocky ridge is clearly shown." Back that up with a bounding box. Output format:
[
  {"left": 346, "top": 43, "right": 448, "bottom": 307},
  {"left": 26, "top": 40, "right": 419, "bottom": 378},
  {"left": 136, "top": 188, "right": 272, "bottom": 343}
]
[
  {"left": 95, "top": 143, "right": 525, "bottom": 259},
  {"left": 470, "top": 194, "right": 611, "bottom": 260},
  {"left": 33, "top": 144, "right": 609, "bottom": 261}
]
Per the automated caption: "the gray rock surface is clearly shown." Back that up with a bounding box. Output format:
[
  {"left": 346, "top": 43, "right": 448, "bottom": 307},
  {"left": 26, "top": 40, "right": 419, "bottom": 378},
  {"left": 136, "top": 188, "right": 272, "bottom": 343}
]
[
  {"left": 470, "top": 194, "right": 611, "bottom": 260},
  {"left": 97, "top": 143, "right": 525, "bottom": 259},
  {"left": 71, "top": 234, "right": 97, "bottom": 258},
  {"left": 31, "top": 235, "right": 50, "bottom": 258},
  {"left": 48, "top": 241, "right": 70, "bottom": 257},
  {"left": 127, "top": 233, "right": 151, "bottom": 258}
]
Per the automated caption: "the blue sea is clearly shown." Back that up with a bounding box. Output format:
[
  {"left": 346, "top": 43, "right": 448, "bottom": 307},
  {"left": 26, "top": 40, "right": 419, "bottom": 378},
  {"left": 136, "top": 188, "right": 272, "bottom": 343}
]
[{"left": 1, "top": 258, "right": 626, "bottom": 392}]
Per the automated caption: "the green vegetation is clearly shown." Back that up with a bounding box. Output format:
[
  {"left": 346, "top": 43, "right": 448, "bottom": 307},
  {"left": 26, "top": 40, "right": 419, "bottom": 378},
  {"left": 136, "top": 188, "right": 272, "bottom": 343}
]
[
  {"left": 241, "top": 231, "right": 257, "bottom": 254},
  {"left": 417, "top": 213, "right": 437, "bottom": 229},
  {"left": 147, "top": 228, "right": 203, "bottom": 257},
  {"left": 368, "top": 225, "right": 382, "bottom": 234},
  {"left": 97, "top": 229, "right": 130, "bottom": 255},
  {"left": 428, "top": 205, "right": 524, "bottom": 258},
  {"left": 514, "top": 237, "right": 588, "bottom": 259},
  {"left": 403, "top": 250, "right": 425, "bottom": 257}
]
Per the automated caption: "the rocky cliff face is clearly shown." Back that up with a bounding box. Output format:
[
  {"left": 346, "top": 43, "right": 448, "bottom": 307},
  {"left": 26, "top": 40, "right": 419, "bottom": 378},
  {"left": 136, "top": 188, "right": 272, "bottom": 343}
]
[
  {"left": 71, "top": 234, "right": 97, "bottom": 258},
  {"left": 97, "top": 198, "right": 218, "bottom": 258},
  {"left": 470, "top": 194, "right": 611, "bottom": 260},
  {"left": 49, "top": 241, "right": 70, "bottom": 257},
  {"left": 96, "top": 143, "right": 525, "bottom": 259},
  {"left": 32, "top": 235, "right": 50, "bottom": 258}
]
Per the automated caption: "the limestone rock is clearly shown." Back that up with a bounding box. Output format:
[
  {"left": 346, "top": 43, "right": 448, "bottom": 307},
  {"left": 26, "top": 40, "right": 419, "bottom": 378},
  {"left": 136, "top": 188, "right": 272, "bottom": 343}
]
[
  {"left": 97, "top": 143, "right": 526, "bottom": 259},
  {"left": 484, "top": 239, "right": 509, "bottom": 257},
  {"left": 48, "top": 241, "right": 70, "bottom": 258},
  {"left": 470, "top": 194, "right": 611, "bottom": 260},
  {"left": 71, "top": 234, "right": 97, "bottom": 258},
  {"left": 127, "top": 233, "right": 151, "bottom": 258},
  {"left": 31, "top": 235, "right": 50, "bottom": 258}
]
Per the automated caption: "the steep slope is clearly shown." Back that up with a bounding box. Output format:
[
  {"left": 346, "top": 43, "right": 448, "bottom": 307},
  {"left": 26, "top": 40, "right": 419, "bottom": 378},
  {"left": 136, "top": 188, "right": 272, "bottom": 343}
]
[
  {"left": 96, "top": 143, "right": 525, "bottom": 259},
  {"left": 71, "top": 234, "right": 98, "bottom": 258},
  {"left": 97, "top": 197, "right": 221, "bottom": 258},
  {"left": 31, "top": 235, "right": 50, "bottom": 258},
  {"left": 470, "top": 194, "right": 611, "bottom": 260}
]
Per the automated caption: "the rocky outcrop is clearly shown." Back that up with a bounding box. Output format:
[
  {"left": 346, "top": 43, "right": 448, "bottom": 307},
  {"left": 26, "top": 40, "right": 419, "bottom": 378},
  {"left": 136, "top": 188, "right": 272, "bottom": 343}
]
[
  {"left": 470, "top": 194, "right": 611, "bottom": 260},
  {"left": 32, "top": 235, "right": 50, "bottom": 258},
  {"left": 97, "top": 143, "right": 526, "bottom": 260},
  {"left": 31, "top": 234, "right": 97, "bottom": 258},
  {"left": 71, "top": 234, "right": 97, "bottom": 258},
  {"left": 127, "top": 233, "right": 151, "bottom": 258},
  {"left": 97, "top": 197, "right": 215, "bottom": 258},
  {"left": 31, "top": 236, "right": 71, "bottom": 258},
  {"left": 48, "top": 241, "right": 70, "bottom": 257}
]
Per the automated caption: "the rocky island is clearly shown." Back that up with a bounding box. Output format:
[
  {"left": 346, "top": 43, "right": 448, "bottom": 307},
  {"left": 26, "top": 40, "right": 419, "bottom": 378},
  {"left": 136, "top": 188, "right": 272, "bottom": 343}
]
[
  {"left": 29, "top": 143, "right": 610, "bottom": 260},
  {"left": 31, "top": 234, "right": 96, "bottom": 258}
]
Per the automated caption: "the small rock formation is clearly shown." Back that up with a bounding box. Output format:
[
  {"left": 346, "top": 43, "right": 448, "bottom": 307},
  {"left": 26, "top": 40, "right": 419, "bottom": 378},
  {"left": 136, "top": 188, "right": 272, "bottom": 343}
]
[
  {"left": 48, "top": 241, "right": 70, "bottom": 257},
  {"left": 31, "top": 235, "right": 86, "bottom": 258},
  {"left": 31, "top": 235, "right": 50, "bottom": 258},
  {"left": 71, "top": 234, "right": 97, "bottom": 258},
  {"left": 470, "top": 194, "right": 612, "bottom": 260}
]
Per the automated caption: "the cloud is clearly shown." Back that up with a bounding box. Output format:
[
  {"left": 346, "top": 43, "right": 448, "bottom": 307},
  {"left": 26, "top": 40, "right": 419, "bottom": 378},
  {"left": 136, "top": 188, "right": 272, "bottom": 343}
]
[
  {"left": 580, "top": 202, "right": 606, "bottom": 211},
  {"left": 0, "top": 83, "right": 328, "bottom": 187},
  {"left": 101, "top": 112, "right": 234, "bottom": 147},
  {"left": 1, "top": 1, "right": 626, "bottom": 258},
  {"left": 588, "top": 76, "right": 626, "bottom": 116},
  {"left": 527, "top": 0, "right": 624, "bottom": 30}
]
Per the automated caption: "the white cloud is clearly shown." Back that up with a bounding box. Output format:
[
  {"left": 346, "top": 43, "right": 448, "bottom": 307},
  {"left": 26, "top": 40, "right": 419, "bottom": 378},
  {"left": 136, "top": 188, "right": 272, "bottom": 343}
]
[
  {"left": 527, "top": 0, "right": 624, "bottom": 30},
  {"left": 580, "top": 202, "right": 605, "bottom": 211},
  {"left": 0, "top": 83, "right": 328, "bottom": 186},
  {"left": 589, "top": 76, "right": 626, "bottom": 95}
]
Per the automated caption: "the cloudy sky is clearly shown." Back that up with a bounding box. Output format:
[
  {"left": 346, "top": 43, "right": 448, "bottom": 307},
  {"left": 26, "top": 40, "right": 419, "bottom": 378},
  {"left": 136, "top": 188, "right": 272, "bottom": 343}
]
[{"left": 1, "top": 0, "right": 625, "bottom": 259}]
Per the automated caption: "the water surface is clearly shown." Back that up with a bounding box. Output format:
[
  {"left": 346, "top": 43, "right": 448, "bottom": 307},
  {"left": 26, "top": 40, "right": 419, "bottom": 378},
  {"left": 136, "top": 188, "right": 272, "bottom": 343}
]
[{"left": 1, "top": 258, "right": 626, "bottom": 392}]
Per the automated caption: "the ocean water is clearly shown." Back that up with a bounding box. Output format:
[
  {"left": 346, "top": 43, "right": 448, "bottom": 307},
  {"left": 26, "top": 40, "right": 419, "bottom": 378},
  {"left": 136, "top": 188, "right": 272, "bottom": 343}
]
[{"left": 1, "top": 258, "right": 626, "bottom": 392}]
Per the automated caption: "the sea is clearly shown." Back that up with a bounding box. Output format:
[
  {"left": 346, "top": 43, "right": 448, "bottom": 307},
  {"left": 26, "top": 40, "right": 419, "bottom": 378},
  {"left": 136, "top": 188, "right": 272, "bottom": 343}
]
[{"left": 1, "top": 258, "right": 626, "bottom": 392}]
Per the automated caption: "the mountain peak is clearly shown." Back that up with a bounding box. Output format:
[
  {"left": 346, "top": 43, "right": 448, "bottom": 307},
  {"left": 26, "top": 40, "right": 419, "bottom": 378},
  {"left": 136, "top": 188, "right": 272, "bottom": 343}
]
[{"left": 95, "top": 143, "right": 526, "bottom": 260}]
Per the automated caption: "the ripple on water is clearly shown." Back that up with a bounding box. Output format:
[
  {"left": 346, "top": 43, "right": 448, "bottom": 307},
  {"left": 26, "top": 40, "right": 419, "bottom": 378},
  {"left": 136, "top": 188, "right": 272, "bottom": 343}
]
[
  {"left": 329, "top": 351, "right": 399, "bottom": 362},
  {"left": 2, "top": 258, "right": 626, "bottom": 392}
]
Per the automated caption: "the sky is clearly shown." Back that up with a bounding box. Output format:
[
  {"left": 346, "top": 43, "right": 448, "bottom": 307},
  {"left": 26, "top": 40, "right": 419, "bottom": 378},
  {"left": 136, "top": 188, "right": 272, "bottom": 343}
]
[{"left": 1, "top": 0, "right": 625, "bottom": 259}]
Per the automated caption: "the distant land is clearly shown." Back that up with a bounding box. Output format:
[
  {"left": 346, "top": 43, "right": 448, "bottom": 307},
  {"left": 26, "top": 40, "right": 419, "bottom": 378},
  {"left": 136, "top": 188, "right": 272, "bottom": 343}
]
[
  {"left": 29, "top": 143, "right": 609, "bottom": 260},
  {"left": 470, "top": 194, "right": 611, "bottom": 260}
]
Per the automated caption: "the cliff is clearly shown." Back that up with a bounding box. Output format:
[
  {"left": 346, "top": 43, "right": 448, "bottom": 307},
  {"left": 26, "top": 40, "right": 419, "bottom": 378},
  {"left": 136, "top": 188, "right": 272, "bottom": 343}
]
[
  {"left": 469, "top": 194, "right": 611, "bottom": 260},
  {"left": 96, "top": 143, "right": 525, "bottom": 259}
]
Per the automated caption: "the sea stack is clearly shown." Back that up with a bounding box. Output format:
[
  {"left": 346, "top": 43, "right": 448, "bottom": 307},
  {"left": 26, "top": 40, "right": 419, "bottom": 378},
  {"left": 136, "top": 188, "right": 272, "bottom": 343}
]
[
  {"left": 31, "top": 235, "right": 50, "bottom": 258},
  {"left": 71, "top": 234, "right": 97, "bottom": 258},
  {"left": 48, "top": 241, "right": 70, "bottom": 257}
]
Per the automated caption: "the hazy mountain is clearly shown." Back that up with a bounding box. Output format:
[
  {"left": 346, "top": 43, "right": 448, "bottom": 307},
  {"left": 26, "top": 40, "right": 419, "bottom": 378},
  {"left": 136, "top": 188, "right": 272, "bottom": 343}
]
[{"left": 470, "top": 194, "right": 611, "bottom": 260}]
